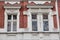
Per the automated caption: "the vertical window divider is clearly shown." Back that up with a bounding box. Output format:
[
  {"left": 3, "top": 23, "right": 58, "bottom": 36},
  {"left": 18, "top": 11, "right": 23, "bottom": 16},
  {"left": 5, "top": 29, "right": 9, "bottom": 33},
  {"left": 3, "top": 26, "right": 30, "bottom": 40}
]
[{"left": 12, "top": 15, "right": 13, "bottom": 32}]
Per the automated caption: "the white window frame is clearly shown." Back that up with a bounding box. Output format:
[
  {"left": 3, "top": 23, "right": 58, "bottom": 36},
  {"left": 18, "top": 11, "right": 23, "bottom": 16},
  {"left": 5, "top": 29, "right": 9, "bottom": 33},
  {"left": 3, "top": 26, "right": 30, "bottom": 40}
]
[
  {"left": 31, "top": 14, "right": 38, "bottom": 31},
  {"left": 7, "top": 14, "right": 17, "bottom": 32},
  {"left": 4, "top": 8, "right": 20, "bottom": 32},
  {"left": 27, "top": 8, "right": 53, "bottom": 32},
  {"left": 42, "top": 14, "right": 49, "bottom": 31}
]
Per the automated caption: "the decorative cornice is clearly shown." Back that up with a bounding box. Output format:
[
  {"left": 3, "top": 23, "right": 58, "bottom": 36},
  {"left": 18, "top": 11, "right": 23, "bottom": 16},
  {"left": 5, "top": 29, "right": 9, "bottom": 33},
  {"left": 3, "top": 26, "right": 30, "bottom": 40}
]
[
  {"left": 4, "top": 4, "right": 21, "bottom": 8},
  {"left": 0, "top": 0, "right": 22, "bottom": 1},
  {"left": 27, "top": 4, "right": 53, "bottom": 8},
  {"left": 28, "top": 0, "right": 55, "bottom": 1},
  {"left": 0, "top": 0, "right": 55, "bottom": 1}
]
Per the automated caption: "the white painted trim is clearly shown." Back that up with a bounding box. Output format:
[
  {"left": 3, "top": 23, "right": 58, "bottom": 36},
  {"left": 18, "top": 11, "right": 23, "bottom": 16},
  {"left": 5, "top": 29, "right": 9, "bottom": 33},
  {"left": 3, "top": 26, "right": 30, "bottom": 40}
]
[
  {"left": 27, "top": 5, "right": 53, "bottom": 9},
  {"left": 0, "top": 0, "right": 54, "bottom": 1},
  {"left": 2, "top": 0, "right": 22, "bottom": 1},
  {"left": 23, "top": 11, "right": 28, "bottom": 15},
  {"left": 27, "top": 9, "right": 51, "bottom": 14},
  {"left": 27, "top": 9, "right": 32, "bottom": 31},
  {"left": 27, "top": 8, "right": 56, "bottom": 32},
  {"left": 4, "top": 6, "right": 21, "bottom": 9},
  {"left": 29, "top": 1, "right": 51, "bottom": 4},
  {"left": 17, "top": 9, "right": 20, "bottom": 32},
  {"left": 48, "top": 9, "right": 54, "bottom": 32},
  {"left": 5, "top": 1, "right": 20, "bottom": 4},
  {"left": 28, "top": 0, "right": 53, "bottom": 1},
  {"left": 4, "top": 9, "right": 7, "bottom": 32},
  {"left": 4, "top": 8, "right": 20, "bottom": 32}
]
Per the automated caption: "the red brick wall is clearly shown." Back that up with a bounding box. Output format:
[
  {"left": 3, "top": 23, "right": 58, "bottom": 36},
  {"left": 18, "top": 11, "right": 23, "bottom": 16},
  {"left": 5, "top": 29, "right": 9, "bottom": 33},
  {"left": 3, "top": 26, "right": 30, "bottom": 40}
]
[
  {"left": 51, "top": 0, "right": 56, "bottom": 11},
  {"left": 0, "top": 1, "right": 28, "bottom": 28},
  {"left": 19, "top": 1, "right": 28, "bottom": 28},
  {"left": 0, "top": 1, "right": 4, "bottom": 28},
  {"left": 58, "top": 0, "right": 60, "bottom": 16},
  {"left": 0, "top": 1, "right": 58, "bottom": 29},
  {"left": 53, "top": 15, "right": 58, "bottom": 29},
  {"left": 51, "top": 1, "right": 58, "bottom": 29}
]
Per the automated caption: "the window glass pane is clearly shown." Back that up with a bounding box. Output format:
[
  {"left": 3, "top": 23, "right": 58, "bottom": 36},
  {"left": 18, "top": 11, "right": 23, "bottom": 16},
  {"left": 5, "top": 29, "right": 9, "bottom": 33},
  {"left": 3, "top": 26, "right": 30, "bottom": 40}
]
[
  {"left": 13, "top": 15, "right": 17, "bottom": 20},
  {"left": 13, "top": 22, "right": 17, "bottom": 31},
  {"left": 8, "top": 15, "right": 11, "bottom": 20},
  {"left": 43, "top": 14, "right": 48, "bottom": 19},
  {"left": 43, "top": 21, "right": 49, "bottom": 31},
  {"left": 7, "top": 22, "right": 11, "bottom": 32},
  {"left": 32, "top": 21, "right": 37, "bottom": 31},
  {"left": 32, "top": 14, "right": 37, "bottom": 19}
]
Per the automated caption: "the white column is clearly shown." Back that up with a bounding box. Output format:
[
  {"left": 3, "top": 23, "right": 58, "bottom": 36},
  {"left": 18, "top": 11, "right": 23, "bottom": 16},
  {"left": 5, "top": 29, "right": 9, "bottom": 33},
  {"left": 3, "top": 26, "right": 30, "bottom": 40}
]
[
  {"left": 38, "top": 14, "right": 42, "bottom": 32},
  {"left": 48, "top": 9, "right": 53, "bottom": 32},
  {"left": 17, "top": 9, "right": 20, "bottom": 32},
  {"left": 27, "top": 9, "right": 32, "bottom": 32}
]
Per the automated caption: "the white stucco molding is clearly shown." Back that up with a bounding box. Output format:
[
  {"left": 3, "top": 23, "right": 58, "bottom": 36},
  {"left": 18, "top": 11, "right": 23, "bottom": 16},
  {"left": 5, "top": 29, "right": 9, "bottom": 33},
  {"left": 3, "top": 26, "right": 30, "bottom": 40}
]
[
  {"left": 4, "top": 6, "right": 21, "bottom": 9},
  {"left": 24, "top": 8, "right": 52, "bottom": 15},
  {"left": 4, "top": 8, "right": 20, "bottom": 32},
  {"left": 27, "top": 4, "right": 53, "bottom": 9},
  {"left": 27, "top": 5, "right": 53, "bottom": 9},
  {"left": 51, "top": 11, "right": 57, "bottom": 15},
  {"left": 0, "top": 31, "right": 59, "bottom": 34},
  {"left": 5, "top": 1, "right": 20, "bottom": 4},
  {"left": 5, "top": 0, "right": 22, "bottom": 1},
  {"left": 23, "top": 11, "right": 28, "bottom": 15},
  {"left": 4, "top": 4, "right": 21, "bottom": 9},
  {"left": 29, "top": 1, "right": 51, "bottom": 4},
  {"left": 0, "top": 0, "right": 56, "bottom": 1},
  {"left": 25, "top": 0, "right": 55, "bottom": 1},
  {"left": 27, "top": 8, "right": 59, "bottom": 32}
]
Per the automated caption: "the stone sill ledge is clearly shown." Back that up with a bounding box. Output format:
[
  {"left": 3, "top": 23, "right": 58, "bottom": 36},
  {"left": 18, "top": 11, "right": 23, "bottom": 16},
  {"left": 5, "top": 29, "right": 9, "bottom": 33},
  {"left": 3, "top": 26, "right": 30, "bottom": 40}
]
[{"left": 0, "top": 31, "right": 59, "bottom": 34}]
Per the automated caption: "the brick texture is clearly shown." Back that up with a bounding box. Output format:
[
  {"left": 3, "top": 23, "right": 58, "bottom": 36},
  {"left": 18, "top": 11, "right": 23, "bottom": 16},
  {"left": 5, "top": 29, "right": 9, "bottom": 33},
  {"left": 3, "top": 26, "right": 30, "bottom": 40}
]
[
  {"left": 51, "top": 0, "right": 56, "bottom": 11},
  {"left": 19, "top": 1, "right": 28, "bottom": 28},
  {"left": 0, "top": 1, "right": 58, "bottom": 29},
  {"left": 0, "top": 1, "right": 4, "bottom": 28},
  {"left": 57, "top": 0, "right": 60, "bottom": 17},
  {"left": 53, "top": 15, "right": 58, "bottom": 29}
]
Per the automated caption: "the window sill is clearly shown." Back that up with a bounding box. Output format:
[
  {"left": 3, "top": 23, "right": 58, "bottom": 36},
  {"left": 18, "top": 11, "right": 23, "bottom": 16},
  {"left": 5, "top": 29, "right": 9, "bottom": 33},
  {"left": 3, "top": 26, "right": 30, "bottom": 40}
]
[
  {"left": 7, "top": 33, "right": 17, "bottom": 36},
  {"left": 0, "top": 31, "right": 59, "bottom": 34}
]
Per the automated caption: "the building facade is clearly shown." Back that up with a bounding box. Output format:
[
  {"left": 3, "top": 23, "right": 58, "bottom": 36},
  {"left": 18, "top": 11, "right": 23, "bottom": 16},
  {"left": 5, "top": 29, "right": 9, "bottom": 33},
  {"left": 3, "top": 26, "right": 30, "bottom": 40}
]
[{"left": 0, "top": 0, "right": 59, "bottom": 40}]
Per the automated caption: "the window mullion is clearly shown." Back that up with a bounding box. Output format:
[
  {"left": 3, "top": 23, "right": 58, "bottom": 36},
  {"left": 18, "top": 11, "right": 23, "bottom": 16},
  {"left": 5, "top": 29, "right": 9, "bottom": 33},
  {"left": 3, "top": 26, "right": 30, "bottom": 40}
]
[{"left": 11, "top": 15, "right": 13, "bottom": 32}]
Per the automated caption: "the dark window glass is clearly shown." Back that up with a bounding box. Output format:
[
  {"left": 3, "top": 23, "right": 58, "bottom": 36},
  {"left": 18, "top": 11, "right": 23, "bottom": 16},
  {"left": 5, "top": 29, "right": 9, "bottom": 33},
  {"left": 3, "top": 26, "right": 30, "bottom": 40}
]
[
  {"left": 8, "top": 15, "right": 11, "bottom": 20},
  {"left": 32, "top": 21, "right": 37, "bottom": 31},
  {"left": 43, "top": 21, "right": 49, "bottom": 31},
  {"left": 43, "top": 14, "right": 48, "bottom": 19},
  {"left": 7, "top": 22, "right": 11, "bottom": 31},
  {"left": 32, "top": 14, "right": 37, "bottom": 19},
  {"left": 13, "top": 22, "right": 17, "bottom": 31},
  {"left": 13, "top": 15, "right": 17, "bottom": 20}
]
